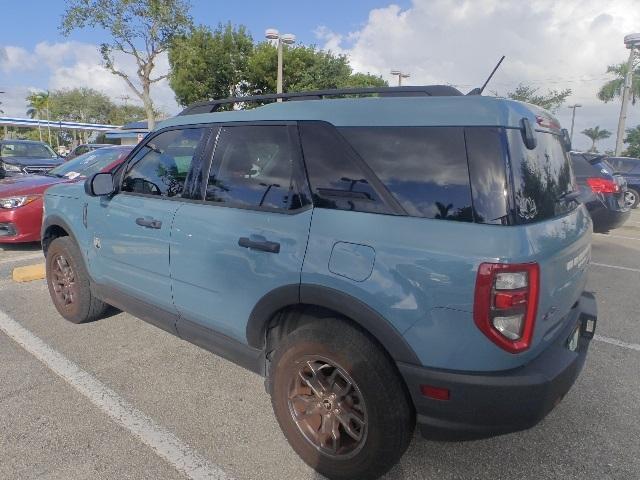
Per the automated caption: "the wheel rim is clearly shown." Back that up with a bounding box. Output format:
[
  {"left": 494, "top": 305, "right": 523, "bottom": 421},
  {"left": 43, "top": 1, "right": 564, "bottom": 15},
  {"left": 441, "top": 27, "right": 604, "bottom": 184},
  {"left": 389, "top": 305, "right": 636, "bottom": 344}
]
[
  {"left": 287, "top": 356, "right": 368, "bottom": 459},
  {"left": 51, "top": 253, "right": 77, "bottom": 308},
  {"left": 625, "top": 190, "right": 637, "bottom": 208}
]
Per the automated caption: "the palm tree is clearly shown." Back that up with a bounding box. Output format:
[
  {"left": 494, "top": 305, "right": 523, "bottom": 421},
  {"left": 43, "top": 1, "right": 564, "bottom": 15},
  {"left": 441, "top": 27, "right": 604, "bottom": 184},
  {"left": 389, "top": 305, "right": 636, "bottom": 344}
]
[
  {"left": 26, "top": 91, "right": 51, "bottom": 143},
  {"left": 582, "top": 126, "right": 612, "bottom": 152},
  {"left": 597, "top": 62, "right": 640, "bottom": 105}
]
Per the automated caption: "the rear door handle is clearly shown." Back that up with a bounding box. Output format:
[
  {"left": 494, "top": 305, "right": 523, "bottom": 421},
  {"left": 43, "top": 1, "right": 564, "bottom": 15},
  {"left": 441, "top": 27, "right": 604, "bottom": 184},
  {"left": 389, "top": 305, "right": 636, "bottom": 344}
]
[
  {"left": 238, "top": 236, "right": 280, "bottom": 254},
  {"left": 136, "top": 217, "right": 162, "bottom": 229}
]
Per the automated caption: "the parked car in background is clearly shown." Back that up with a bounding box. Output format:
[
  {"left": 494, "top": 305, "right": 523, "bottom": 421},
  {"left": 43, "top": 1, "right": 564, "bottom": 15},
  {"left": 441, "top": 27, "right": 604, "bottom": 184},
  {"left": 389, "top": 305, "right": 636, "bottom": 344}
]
[
  {"left": 570, "top": 152, "right": 630, "bottom": 232},
  {"left": 0, "top": 146, "right": 132, "bottom": 243},
  {"left": 605, "top": 156, "right": 640, "bottom": 209},
  {"left": 0, "top": 140, "right": 64, "bottom": 178},
  {"left": 65, "top": 143, "right": 112, "bottom": 162},
  {"left": 42, "top": 86, "right": 597, "bottom": 480}
]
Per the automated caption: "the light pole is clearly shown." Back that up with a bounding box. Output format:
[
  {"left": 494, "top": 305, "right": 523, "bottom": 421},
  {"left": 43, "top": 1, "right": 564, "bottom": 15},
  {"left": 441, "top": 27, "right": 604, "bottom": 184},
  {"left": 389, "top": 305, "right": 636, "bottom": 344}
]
[
  {"left": 390, "top": 70, "right": 410, "bottom": 86},
  {"left": 265, "top": 29, "right": 296, "bottom": 101},
  {"left": 615, "top": 33, "right": 640, "bottom": 156},
  {"left": 567, "top": 104, "right": 582, "bottom": 144}
]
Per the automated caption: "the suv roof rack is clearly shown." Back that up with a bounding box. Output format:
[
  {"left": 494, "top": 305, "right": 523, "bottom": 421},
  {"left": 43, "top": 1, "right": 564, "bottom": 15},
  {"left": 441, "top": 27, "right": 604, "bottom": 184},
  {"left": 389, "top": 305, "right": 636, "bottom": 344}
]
[{"left": 178, "top": 85, "right": 463, "bottom": 116}]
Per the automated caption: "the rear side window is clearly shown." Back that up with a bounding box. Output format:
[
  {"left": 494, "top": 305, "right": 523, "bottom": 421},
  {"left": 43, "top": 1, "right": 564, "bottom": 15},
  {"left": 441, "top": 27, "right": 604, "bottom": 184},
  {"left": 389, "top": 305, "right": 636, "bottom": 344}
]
[
  {"left": 339, "top": 127, "right": 473, "bottom": 221},
  {"left": 206, "top": 125, "right": 309, "bottom": 211},
  {"left": 299, "top": 122, "right": 392, "bottom": 214},
  {"left": 507, "top": 129, "right": 576, "bottom": 223}
]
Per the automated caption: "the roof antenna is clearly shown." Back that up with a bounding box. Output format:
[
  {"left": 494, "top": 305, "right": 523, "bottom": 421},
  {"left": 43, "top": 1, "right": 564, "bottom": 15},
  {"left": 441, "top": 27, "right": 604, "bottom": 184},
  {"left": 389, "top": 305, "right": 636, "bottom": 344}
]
[{"left": 467, "top": 55, "right": 505, "bottom": 95}]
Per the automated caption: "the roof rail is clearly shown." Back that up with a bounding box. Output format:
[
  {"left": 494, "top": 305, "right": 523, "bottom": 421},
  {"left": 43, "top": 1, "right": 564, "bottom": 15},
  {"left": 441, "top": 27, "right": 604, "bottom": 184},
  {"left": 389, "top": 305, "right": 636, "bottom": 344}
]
[{"left": 177, "top": 85, "right": 463, "bottom": 116}]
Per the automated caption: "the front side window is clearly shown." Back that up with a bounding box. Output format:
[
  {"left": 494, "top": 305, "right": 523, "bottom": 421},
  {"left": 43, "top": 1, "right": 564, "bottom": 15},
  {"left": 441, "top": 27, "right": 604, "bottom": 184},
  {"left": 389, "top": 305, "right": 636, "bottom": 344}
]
[
  {"left": 339, "top": 126, "right": 473, "bottom": 221},
  {"left": 121, "top": 128, "right": 206, "bottom": 197},
  {"left": 508, "top": 129, "right": 577, "bottom": 223},
  {"left": 206, "top": 126, "right": 307, "bottom": 211}
]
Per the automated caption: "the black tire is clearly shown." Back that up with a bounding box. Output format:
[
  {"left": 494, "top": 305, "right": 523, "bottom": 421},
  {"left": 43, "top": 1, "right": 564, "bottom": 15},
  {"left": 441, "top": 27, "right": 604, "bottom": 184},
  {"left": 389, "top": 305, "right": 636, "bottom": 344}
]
[
  {"left": 45, "top": 236, "right": 109, "bottom": 324},
  {"left": 270, "top": 316, "right": 414, "bottom": 480},
  {"left": 626, "top": 188, "right": 639, "bottom": 209}
]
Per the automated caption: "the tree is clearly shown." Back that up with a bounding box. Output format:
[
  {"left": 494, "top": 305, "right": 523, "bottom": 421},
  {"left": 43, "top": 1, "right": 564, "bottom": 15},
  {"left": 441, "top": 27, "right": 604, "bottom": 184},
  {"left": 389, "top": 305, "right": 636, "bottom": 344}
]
[
  {"left": 505, "top": 84, "right": 571, "bottom": 112},
  {"left": 623, "top": 125, "right": 640, "bottom": 158},
  {"left": 169, "top": 23, "right": 254, "bottom": 107},
  {"left": 582, "top": 126, "right": 612, "bottom": 152},
  {"left": 26, "top": 91, "right": 51, "bottom": 143},
  {"left": 597, "top": 61, "right": 640, "bottom": 105},
  {"left": 60, "top": 0, "right": 193, "bottom": 130}
]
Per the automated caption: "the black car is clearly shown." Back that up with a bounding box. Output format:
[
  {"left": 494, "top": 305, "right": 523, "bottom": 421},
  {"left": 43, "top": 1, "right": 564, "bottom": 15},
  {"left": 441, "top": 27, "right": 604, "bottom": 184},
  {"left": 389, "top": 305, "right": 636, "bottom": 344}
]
[
  {"left": 570, "top": 152, "right": 630, "bottom": 232},
  {"left": 605, "top": 156, "right": 640, "bottom": 209},
  {"left": 65, "top": 143, "right": 112, "bottom": 162},
  {"left": 0, "top": 140, "right": 64, "bottom": 178}
]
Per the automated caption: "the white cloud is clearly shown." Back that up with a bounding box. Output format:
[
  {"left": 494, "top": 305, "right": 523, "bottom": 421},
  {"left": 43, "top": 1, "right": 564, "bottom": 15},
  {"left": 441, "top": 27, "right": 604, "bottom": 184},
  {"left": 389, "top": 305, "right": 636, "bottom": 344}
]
[
  {"left": 0, "top": 41, "right": 179, "bottom": 120},
  {"left": 317, "top": 0, "right": 640, "bottom": 152}
]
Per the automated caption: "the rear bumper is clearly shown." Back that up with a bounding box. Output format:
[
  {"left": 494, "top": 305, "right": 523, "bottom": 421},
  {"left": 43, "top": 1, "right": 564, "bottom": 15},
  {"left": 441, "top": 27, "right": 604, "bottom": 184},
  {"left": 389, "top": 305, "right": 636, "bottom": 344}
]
[
  {"left": 586, "top": 199, "right": 630, "bottom": 232},
  {"left": 398, "top": 291, "right": 597, "bottom": 440}
]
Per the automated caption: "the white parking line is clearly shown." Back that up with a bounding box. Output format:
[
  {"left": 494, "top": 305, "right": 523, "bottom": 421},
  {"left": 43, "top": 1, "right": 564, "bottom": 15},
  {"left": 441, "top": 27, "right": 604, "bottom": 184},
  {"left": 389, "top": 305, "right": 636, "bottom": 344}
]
[
  {"left": 591, "top": 262, "right": 640, "bottom": 273},
  {"left": 0, "top": 252, "right": 43, "bottom": 265},
  {"left": 0, "top": 310, "right": 229, "bottom": 480},
  {"left": 595, "top": 334, "right": 640, "bottom": 352},
  {"left": 594, "top": 233, "right": 640, "bottom": 241}
]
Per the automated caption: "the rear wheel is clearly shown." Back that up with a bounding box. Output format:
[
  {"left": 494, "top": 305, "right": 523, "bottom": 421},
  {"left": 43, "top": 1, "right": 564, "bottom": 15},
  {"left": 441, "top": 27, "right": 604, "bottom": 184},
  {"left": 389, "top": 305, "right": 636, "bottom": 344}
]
[
  {"left": 46, "top": 236, "right": 109, "bottom": 323},
  {"left": 270, "top": 317, "right": 414, "bottom": 480},
  {"left": 625, "top": 188, "right": 639, "bottom": 209}
]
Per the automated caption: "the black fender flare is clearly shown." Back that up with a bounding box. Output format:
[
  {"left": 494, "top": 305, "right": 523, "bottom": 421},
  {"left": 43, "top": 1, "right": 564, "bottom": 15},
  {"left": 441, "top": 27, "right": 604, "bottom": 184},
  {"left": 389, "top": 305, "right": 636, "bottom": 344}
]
[
  {"left": 246, "top": 284, "right": 421, "bottom": 365},
  {"left": 41, "top": 214, "right": 80, "bottom": 255}
]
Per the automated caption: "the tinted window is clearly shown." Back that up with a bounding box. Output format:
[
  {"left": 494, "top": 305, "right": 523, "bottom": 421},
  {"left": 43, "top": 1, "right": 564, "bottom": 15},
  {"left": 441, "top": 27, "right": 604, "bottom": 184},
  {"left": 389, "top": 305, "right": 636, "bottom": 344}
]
[
  {"left": 299, "top": 122, "right": 391, "bottom": 214},
  {"left": 508, "top": 129, "right": 577, "bottom": 223},
  {"left": 206, "top": 126, "right": 307, "bottom": 210},
  {"left": 122, "top": 128, "right": 205, "bottom": 197},
  {"left": 570, "top": 153, "right": 597, "bottom": 177},
  {"left": 465, "top": 128, "right": 509, "bottom": 224},
  {"left": 340, "top": 127, "right": 473, "bottom": 221}
]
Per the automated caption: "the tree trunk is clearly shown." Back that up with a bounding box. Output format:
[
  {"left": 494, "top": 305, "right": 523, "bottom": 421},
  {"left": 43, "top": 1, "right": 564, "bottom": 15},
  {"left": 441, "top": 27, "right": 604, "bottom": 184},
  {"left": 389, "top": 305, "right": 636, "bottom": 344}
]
[{"left": 142, "top": 82, "right": 155, "bottom": 131}]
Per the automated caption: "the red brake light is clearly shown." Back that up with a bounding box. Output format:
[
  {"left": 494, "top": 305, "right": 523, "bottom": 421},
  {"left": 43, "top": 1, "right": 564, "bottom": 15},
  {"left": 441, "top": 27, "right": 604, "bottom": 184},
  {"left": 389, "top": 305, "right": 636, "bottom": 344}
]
[
  {"left": 586, "top": 177, "right": 619, "bottom": 194},
  {"left": 473, "top": 263, "right": 539, "bottom": 353}
]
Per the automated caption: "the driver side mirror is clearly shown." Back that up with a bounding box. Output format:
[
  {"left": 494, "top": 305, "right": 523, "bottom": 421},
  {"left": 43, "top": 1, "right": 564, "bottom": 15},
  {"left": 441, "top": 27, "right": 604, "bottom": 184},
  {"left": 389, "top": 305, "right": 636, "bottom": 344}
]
[{"left": 85, "top": 172, "right": 115, "bottom": 197}]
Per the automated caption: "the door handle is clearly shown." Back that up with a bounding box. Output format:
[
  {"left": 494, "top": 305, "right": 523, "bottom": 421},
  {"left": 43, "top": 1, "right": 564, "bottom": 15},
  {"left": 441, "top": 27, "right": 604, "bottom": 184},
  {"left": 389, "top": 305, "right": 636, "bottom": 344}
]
[
  {"left": 238, "top": 236, "right": 280, "bottom": 254},
  {"left": 136, "top": 217, "right": 162, "bottom": 229}
]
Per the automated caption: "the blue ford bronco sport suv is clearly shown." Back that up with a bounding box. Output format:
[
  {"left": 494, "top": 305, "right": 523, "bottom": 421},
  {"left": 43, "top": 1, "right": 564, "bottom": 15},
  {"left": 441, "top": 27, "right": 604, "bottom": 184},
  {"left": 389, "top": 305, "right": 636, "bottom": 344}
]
[{"left": 42, "top": 86, "right": 597, "bottom": 480}]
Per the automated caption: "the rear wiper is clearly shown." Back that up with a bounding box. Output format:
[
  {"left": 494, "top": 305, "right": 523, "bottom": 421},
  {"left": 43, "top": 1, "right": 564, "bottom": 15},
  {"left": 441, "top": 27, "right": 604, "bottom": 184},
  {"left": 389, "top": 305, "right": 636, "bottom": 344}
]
[{"left": 557, "top": 190, "right": 581, "bottom": 202}]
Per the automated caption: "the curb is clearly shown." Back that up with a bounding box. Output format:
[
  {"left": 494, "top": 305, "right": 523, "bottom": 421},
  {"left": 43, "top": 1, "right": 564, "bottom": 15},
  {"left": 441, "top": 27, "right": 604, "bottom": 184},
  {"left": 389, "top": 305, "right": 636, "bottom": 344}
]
[{"left": 13, "top": 263, "right": 46, "bottom": 283}]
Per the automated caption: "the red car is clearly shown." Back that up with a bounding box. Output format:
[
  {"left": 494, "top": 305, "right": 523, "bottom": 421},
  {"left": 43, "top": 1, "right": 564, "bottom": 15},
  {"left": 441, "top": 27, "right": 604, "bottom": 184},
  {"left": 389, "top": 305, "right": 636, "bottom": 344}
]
[{"left": 0, "top": 145, "right": 133, "bottom": 243}]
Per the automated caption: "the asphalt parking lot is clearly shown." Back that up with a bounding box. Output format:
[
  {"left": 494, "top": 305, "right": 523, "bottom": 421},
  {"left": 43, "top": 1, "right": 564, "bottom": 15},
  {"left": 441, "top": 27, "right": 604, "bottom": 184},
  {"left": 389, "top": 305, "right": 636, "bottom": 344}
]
[{"left": 1, "top": 212, "right": 639, "bottom": 480}]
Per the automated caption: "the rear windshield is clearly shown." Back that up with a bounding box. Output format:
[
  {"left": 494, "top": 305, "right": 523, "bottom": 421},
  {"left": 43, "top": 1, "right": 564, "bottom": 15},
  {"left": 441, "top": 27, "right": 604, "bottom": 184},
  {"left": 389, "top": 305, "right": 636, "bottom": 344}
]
[
  {"left": 570, "top": 153, "right": 598, "bottom": 177},
  {"left": 507, "top": 129, "right": 577, "bottom": 223}
]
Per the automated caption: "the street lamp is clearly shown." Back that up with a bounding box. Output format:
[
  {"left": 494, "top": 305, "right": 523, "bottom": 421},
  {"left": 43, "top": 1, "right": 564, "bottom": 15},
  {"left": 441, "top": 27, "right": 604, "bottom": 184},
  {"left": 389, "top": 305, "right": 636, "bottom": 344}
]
[
  {"left": 390, "top": 70, "right": 410, "bottom": 86},
  {"left": 615, "top": 33, "right": 640, "bottom": 155},
  {"left": 265, "top": 28, "right": 296, "bottom": 101},
  {"left": 567, "top": 104, "right": 582, "bottom": 144}
]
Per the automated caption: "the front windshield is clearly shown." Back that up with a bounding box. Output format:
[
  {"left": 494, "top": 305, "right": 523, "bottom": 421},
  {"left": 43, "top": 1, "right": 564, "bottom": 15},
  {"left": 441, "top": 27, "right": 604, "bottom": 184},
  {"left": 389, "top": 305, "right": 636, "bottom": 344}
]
[
  {"left": 1, "top": 142, "right": 57, "bottom": 158},
  {"left": 48, "top": 148, "right": 127, "bottom": 179}
]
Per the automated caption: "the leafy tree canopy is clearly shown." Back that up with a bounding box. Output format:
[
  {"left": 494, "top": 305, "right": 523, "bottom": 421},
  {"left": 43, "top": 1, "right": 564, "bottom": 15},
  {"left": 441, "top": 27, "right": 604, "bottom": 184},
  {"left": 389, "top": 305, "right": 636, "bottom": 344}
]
[
  {"left": 504, "top": 84, "right": 571, "bottom": 112},
  {"left": 581, "top": 126, "right": 612, "bottom": 153},
  {"left": 168, "top": 24, "right": 387, "bottom": 107},
  {"left": 61, "top": 0, "right": 193, "bottom": 129},
  {"left": 597, "top": 61, "right": 640, "bottom": 105},
  {"left": 623, "top": 125, "right": 640, "bottom": 158}
]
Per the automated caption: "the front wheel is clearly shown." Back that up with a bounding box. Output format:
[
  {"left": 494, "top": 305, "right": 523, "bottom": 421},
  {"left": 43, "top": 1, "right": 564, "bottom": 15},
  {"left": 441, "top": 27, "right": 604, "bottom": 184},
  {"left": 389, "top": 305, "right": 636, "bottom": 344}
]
[
  {"left": 46, "top": 236, "right": 109, "bottom": 323},
  {"left": 270, "top": 317, "right": 414, "bottom": 480}
]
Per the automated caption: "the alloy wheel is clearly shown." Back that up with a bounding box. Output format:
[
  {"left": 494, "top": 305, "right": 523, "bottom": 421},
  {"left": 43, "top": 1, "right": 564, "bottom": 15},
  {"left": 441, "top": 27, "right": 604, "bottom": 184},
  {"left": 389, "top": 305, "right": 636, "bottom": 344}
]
[
  {"left": 288, "top": 356, "right": 368, "bottom": 459},
  {"left": 51, "top": 253, "right": 77, "bottom": 307}
]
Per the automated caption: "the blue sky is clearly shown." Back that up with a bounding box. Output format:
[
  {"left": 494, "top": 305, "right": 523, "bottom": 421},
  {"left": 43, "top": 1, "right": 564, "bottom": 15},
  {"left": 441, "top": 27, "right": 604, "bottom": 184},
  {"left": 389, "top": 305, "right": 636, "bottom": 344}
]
[{"left": 1, "top": 0, "right": 639, "bottom": 152}]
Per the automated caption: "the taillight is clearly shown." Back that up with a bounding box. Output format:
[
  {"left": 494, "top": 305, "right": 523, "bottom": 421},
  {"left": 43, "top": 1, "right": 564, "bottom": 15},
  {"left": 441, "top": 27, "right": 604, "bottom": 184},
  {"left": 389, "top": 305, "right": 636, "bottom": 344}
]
[
  {"left": 586, "top": 177, "right": 619, "bottom": 194},
  {"left": 473, "top": 263, "right": 539, "bottom": 353}
]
